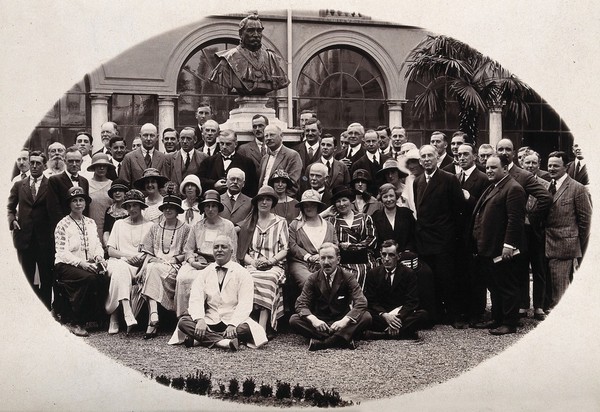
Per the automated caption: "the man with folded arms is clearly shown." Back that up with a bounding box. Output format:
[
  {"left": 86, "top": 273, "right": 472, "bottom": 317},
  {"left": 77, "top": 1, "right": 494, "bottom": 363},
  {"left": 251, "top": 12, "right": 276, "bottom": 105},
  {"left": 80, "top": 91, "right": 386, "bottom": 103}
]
[
  {"left": 290, "top": 242, "right": 372, "bottom": 351},
  {"left": 173, "top": 235, "right": 268, "bottom": 350}
]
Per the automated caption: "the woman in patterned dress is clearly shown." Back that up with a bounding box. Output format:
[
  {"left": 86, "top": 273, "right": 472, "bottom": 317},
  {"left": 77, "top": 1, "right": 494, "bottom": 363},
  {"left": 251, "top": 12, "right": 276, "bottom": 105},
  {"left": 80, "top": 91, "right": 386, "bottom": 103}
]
[
  {"left": 179, "top": 174, "right": 203, "bottom": 226},
  {"left": 138, "top": 194, "right": 191, "bottom": 339},
  {"left": 133, "top": 168, "right": 168, "bottom": 223},
  {"left": 238, "top": 186, "right": 289, "bottom": 333},
  {"left": 327, "top": 185, "right": 377, "bottom": 289}
]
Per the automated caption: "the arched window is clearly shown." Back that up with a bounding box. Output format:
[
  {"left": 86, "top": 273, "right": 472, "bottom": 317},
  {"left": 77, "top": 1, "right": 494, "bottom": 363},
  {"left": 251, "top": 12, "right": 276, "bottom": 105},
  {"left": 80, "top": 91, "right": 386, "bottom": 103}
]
[
  {"left": 296, "top": 47, "right": 387, "bottom": 137},
  {"left": 177, "top": 39, "right": 276, "bottom": 128}
]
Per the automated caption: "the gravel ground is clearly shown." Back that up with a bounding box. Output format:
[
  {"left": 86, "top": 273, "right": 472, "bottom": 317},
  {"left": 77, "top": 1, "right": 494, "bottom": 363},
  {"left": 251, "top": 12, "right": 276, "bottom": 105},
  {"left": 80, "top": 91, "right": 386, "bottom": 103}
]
[{"left": 83, "top": 315, "right": 539, "bottom": 403}]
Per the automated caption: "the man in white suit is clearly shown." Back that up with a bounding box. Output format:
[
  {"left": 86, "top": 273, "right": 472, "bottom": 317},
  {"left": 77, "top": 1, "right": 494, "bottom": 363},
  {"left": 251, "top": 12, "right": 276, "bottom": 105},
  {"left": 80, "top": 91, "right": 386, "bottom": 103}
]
[{"left": 173, "top": 235, "right": 268, "bottom": 350}]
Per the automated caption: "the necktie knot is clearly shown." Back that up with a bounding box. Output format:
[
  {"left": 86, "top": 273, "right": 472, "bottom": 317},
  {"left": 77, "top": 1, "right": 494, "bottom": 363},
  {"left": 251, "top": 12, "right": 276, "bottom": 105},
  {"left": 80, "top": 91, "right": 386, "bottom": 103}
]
[
  {"left": 71, "top": 174, "right": 78, "bottom": 181},
  {"left": 549, "top": 179, "right": 557, "bottom": 195},
  {"left": 21, "top": 172, "right": 27, "bottom": 179}
]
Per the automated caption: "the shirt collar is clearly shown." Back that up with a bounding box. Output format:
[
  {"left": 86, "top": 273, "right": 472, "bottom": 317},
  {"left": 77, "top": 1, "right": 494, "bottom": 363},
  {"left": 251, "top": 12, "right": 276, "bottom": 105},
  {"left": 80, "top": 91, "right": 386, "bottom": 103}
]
[
  {"left": 368, "top": 152, "right": 380, "bottom": 162},
  {"left": 321, "top": 156, "right": 332, "bottom": 164},
  {"left": 143, "top": 147, "right": 154, "bottom": 156},
  {"left": 305, "top": 141, "right": 319, "bottom": 152},
  {"left": 555, "top": 173, "right": 568, "bottom": 189},
  {"left": 464, "top": 164, "right": 476, "bottom": 177},
  {"left": 180, "top": 148, "right": 194, "bottom": 158},
  {"left": 227, "top": 191, "right": 239, "bottom": 200}
]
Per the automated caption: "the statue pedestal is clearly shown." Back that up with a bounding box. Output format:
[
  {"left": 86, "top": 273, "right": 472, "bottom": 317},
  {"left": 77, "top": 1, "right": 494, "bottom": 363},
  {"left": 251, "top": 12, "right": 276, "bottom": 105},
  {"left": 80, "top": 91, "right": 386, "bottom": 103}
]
[{"left": 219, "top": 96, "right": 302, "bottom": 143}]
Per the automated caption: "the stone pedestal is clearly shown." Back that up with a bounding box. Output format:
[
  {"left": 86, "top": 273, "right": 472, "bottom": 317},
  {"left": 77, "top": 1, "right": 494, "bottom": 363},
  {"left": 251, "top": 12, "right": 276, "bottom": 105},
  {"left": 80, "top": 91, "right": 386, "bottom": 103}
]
[
  {"left": 488, "top": 105, "right": 503, "bottom": 146},
  {"left": 219, "top": 96, "right": 302, "bottom": 143}
]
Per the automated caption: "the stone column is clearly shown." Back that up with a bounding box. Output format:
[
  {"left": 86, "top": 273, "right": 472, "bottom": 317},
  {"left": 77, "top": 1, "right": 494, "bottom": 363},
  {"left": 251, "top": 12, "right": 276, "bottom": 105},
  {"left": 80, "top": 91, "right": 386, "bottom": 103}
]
[
  {"left": 158, "top": 95, "right": 177, "bottom": 152},
  {"left": 277, "top": 96, "right": 289, "bottom": 126},
  {"left": 387, "top": 100, "right": 405, "bottom": 127},
  {"left": 488, "top": 104, "right": 503, "bottom": 147},
  {"left": 90, "top": 94, "right": 110, "bottom": 152}
]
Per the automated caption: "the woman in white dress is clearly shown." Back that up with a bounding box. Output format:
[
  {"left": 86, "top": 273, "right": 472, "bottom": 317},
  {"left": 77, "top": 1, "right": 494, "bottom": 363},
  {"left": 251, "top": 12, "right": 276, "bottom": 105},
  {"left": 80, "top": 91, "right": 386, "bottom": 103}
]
[
  {"left": 133, "top": 168, "right": 168, "bottom": 223},
  {"left": 104, "top": 189, "right": 154, "bottom": 334},
  {"left": 138, "top": 194, "right": 191, "bottom": 339},
  {"left": 179, "top": 174, "right": 203, "bottom": 226},
  {"left": 237, "top": 186, "right": 289, "bottom": 333},
  {"left": 174, "top": 190, "right": 237, "bottom": 317},
  {"left": 86, "top": 153, "right": 115, "bottom": 243}
]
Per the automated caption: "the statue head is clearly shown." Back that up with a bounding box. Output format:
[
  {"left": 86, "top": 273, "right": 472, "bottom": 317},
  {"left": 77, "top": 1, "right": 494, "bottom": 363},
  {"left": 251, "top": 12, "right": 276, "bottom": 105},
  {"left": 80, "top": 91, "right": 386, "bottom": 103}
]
[{"left": 239, "top": 14, "right": 263, "bottom": 51}]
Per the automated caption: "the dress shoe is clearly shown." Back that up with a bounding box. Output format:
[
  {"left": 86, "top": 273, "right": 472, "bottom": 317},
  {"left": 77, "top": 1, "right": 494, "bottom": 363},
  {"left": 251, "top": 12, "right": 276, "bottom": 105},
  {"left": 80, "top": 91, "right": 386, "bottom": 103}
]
[
  {"left": 345, "top": 339, "right": 357, "bottom": 350},
  {"left": 489, "top": 325, "right": 517, "bottom": 336},
  {"left": 534, "top": 312, "right": 546, "bottom": 321},
  {"left": 363, "top": 330, "right": 388, "bottom": 340},
  {"left": 471, "top": 320, "right": 501, "bottom": 329},
  {"left": 143, "top": 326, "right": 158, "bottom": 340},
  {"left": 124, "top": 313, "right": 138, "bottom": 335},
  {"left": 108, "top": 321, "right": 119, "bottom": 335},
  {"left": 519, "top": 311, "right": 528, "bottom": 319},
  {"left": 308, "top": 338, "right": 335, "bottom": 351},
  {"left": 148, "top": 311, "right": 159, "bottom": 327},
  {"left": 229, "top": 338, "right": 239, "bottom": 352},
  {"left": 452, "top": 321, "right": 469, "bottom": 329},
  {"left": 70, "top": 324, "right": 89, "bottom": 337},
  {"left": 184, "top": 336, "right": 195, "bottom": 348}
]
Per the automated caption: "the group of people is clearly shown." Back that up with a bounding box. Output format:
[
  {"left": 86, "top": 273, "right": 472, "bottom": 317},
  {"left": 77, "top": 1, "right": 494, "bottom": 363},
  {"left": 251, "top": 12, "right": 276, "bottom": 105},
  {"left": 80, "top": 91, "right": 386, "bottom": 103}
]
[{"left": 7, "top": 108, "right": 591, "bottom": 351}]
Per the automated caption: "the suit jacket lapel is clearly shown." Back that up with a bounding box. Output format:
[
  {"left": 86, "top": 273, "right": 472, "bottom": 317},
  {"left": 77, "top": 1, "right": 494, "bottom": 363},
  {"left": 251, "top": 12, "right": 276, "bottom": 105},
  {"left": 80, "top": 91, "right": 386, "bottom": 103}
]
[
  {"left": 329, "top": 269, "right": 343, "bottom": 300},
  {"left": 173, "top": 152, "right": 183, "bottom": 183},
  {"left": 317, "top": 270, "right": 331, "bottom": 300},
  {"left": 232, "top": 195, "right": 247, "bottom": 214},
  {"left": 553, "top": 177, "right": 570, "bottom": 203},
  {"left": 135, "top": 150, "right": 146, "bottom": 172},
  {"left": 34, "top": 177, "right": 48, "bottom": 203}
]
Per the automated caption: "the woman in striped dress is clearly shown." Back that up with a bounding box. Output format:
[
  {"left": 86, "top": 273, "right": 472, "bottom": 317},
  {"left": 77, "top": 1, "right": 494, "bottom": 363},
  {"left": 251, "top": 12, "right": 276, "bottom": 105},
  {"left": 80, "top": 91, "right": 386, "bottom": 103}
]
[
  {"left": 238, "top": 186, "right": 289, "bottom": 334},
  {"left": 327, "top": 185, "right": 377, "bottom": 289}
]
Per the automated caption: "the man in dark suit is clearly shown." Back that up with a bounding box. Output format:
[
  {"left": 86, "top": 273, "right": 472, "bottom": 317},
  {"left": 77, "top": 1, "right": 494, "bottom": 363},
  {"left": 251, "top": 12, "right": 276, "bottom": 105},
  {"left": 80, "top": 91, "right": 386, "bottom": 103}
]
[
  {"left": 389, "top": 126, "right": 408, "bottom": 159},
  {"left": 300, "top": 163, "right": 332, "bottom": 206},
  {"left": 471, "top": 154, "right": 527, "bottom": 335},
  {"left": 219, "top": 168, "right": 253, "bottom": 225},
  {"left": 496, "top": 138, "right": 552, "bottom": 319},
  {"left": 193, "top": 103, "right": 212, "bottom": 150},
  {"left": 7, "top": 151, "right": 54, "bottom": 309},
  {"left": 293, "top": 117, "right": 322, "bottom": 176},
  {"left": 197, "top": 129, "right": 258, "bottom": 197},
  {"left": 167, "top": 127, "right": 208, "bottom": 188},
  {"left": 198, "top": 119, "right": 220, "bottom": 157},
  {"left": 335, "top": 123, "right": 365, "bottom": 170},
  {"left": 47, "top": 146, "right": 90, "bottom": 230},
  {"left": 313, "top": 134, "right": 350, "bottom": 189},
  {"left": 442, "top": 131, "right": 467, "bottom": 175},
  {"left": 119, "top": 123, "right": 170, "bottom": 186},
  {"left": 523, "top": 151, "right": 551, "bottom": 182},
  {"left": 161, "top": 128, "right": 178, "bottom": 153},
  {"left": 350, "top": 129, "right": 390, "bottom": 195},
  {"left": 289, "top": 242, "right": 372, "bottom": 351},
  {"left": 258, "top": 125, "right": 303, "bottom": 195},
  {"left": 363, "top": 240, "right": 428, "bottom": 340},
  {"left": 545, "top": 151, "right": 592, "bottom": 309},
  {"left": 454, "top": 144, "right": 491, "bottom": 326},
  {"left": 566, "top": 143, "right": 589, "bottom": 186},
  {"left": 413, "top": 144, "right": 465, "bottom": 324},
  {"left": 430, "top": 131, "right": 453, "bottom": 169},
  {"left": 238, "top": 114, "right": 268, "bottom": 175},
  {"left": 106, "top": 136, "right": 127, "bottom": 181}
]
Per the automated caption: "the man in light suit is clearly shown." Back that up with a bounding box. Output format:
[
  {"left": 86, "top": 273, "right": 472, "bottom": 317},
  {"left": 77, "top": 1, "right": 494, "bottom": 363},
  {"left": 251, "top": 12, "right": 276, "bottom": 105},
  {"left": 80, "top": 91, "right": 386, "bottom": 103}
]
[
  {"left": 413, "top": 144, "right": 465, "bottom": 325},
  {"left": 119, "top": 123, "right": 169, "bottom": 186},
  {"left": 258, "top": 125, "right": 303, "bottom": 195},
  {"left": 8, "top": 151, "right": 54, "bottom": 309},
  {"left": 237, "top": 114, "right": 268, "bottom": 175},
  {"left": 174, "top": 235, "right": 268, "bottom": 350},
  {"left": 566, "top": 143, "right": 589, "bottom": 186},
  {"left": 197, "top": 129, "right": 258, "bottom": 197},
  {"left": 220, "top": 168, "right": 252, "bottom": 225},
  {"left": 293, "top": 117, "right": 322, "bottom": 176},
  {"left": 167, "top": 127, "right": 208, "bottom": 188},
  {"left": 47, "top": 146, "right": 90, "bottom": 230},
  {"left": 312, "top": 134, "right": 350, "bottom": 189},
  {"left": 545, "top": 151, "right": 592, "bottom": 309},
  {"left": 289, "top": 242, "right": 372, "bottom": 351},
  {"left": 471, "top": 154, "right": 527, "bottom": 335}
]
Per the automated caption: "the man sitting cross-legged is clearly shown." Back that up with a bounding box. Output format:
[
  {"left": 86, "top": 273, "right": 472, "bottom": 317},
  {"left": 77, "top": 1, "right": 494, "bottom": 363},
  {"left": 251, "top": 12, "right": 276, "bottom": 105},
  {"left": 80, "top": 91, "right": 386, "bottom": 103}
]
[
  {"left": 171, "top": 235, "right": 268, "bottom": 350},
  {"left": 289, "top": 242, "right": 372, "bottom": 351},
  {"left": 363, "top": 240, "right": 429, "bottom": 340}
]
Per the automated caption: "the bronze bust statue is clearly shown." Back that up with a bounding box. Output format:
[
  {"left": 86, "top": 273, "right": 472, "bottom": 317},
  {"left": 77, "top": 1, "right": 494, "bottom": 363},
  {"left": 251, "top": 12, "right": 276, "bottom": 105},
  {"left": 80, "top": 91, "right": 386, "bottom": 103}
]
[{"left": 209, "top": 14, "right": 290, "bottom": 95}]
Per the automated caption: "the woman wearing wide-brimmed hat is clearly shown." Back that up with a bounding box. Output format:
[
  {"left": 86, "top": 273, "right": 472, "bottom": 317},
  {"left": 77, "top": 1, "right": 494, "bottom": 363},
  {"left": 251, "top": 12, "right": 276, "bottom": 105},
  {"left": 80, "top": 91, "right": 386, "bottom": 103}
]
[
  {"left": 104, "top": 189, "right": 154, "bottom": 335},
  {"left": 179, "top": 174, "right": 203, "bottom": 226},
  {"left": 326, "top": 185, "right": 377, "bottom": 289},
  {"left": 237, "top": 185, "right": 289, "bottom": 334},
  {"left": 397, "top": 148, "right": 422, "bottom": 217},
  {"left": 288, "top": 189, "right": 338, "bottom": 291},
  {"left": 376, "top": 159, "right": 410, "bottom": 208},
  {"left": 171, "top": 189, "right": 237, "bottom": 320},
  {"left": 350, "top": 169, "right": 382, "bottom": 216},
  {"left": 102, "top": 178, "right": 129, "bottom": 246},
  {"left": 54, "top": 186, "right": 108, "bottom": 337},
  {"left": 137, "top": 194, "right": 191, "bottom": 339},
  {"left": 87, "top": 153, "right": 116, "bottom": 243},
  {"left": 133, "top": 168, "right": 169, "bottom": 222},
  {"left": 268, "top": 169, "right": 299, "bottom": 223}
]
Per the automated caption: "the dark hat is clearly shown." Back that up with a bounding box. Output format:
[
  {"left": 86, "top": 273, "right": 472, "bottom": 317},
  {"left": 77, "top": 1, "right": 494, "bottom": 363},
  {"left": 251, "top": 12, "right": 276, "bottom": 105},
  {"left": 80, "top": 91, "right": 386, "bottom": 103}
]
[
  {"left": 159, "top": 194, "right": 184, "bottom": 214},
  {"left": 121, "top": 189, "right": 148, "bottom": 209},
  {"left": 268, "top": 169, "right": 295, "bottom": 188},
  {"left": 200, "top": 189, "right": 224, "bottom": 212},
  {"left": 399, "top": 250, "right": 419, "bottom": 270},
  {"left": 350, "top": 169, "right": 371, "bottom": 184},
  {"left": 133, "top": 168, "right": 169, "bottom": 190},
  {"left": 330, "top": 185, "right": 355, "bottom": 203},
  {"left": 376, "top": 159, "right": 409, "bottom": 179},
  {"left": 86, "top": 153, "right": 116, "bottom": 172},
  {"left": 296, "top": 189, "right": 326, "bottom": 212},
  {"left": 252, "top": 185, "right": 279, "bottom": 208},
  {"left": 67, "top": 186, "right": 91, "bottom": 204},
  {"left": 108, "top": 178, "right": 129, "bottom": 199}
]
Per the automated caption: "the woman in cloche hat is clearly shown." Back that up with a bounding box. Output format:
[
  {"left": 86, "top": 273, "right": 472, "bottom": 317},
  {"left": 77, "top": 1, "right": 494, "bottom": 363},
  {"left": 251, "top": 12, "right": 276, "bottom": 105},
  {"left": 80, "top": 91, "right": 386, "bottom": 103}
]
[{"left": 87, "top": 153, "right": 116, "bottom": 243}]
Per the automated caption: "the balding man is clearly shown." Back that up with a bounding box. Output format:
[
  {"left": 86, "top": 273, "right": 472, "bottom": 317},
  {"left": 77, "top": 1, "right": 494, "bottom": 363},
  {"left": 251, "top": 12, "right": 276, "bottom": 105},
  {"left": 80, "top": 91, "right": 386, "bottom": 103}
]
[
  {"left": 258, "top": 125, "right": 302, "bottom": 195},
  {"left": 118, "top": 123, "right": 169, "bottom": 186},
  {"left": 44, "top": 142, "right": 67, "bottom": 178},
  {"left": 95, "top": 121, "right": 118, "bottom": 156},
  {"left": 220, "top": 168, "right": 253, "bottom": 224},
  {"left": 335, "top": 123, "right": 366, "bottom": 169},
  {"left": 199, "top": 119, "right": 220, "bottom": 156},
  {"left": 303, "top": 162, "right": 332, "bottom": 206}
]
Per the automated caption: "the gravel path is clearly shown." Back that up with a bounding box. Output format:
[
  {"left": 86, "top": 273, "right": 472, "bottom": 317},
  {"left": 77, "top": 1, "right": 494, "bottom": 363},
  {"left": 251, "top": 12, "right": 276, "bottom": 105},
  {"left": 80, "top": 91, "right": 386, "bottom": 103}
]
[{"left": 84, "top": 317, "right": 538, "bottom": 403}]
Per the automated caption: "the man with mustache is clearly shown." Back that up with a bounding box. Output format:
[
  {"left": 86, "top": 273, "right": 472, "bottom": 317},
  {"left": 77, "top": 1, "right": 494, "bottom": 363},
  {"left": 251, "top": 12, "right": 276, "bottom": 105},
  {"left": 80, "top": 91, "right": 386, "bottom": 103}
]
[{"left": 43, "top": 142, "right": 67, "bottom": 178}]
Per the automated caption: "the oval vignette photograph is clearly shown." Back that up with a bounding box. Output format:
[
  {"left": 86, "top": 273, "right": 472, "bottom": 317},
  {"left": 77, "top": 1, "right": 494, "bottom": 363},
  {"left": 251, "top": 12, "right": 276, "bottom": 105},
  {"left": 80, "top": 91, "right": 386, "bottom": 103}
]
[{"left": 2, "top": 2, "right": 599, "bottom": 411}]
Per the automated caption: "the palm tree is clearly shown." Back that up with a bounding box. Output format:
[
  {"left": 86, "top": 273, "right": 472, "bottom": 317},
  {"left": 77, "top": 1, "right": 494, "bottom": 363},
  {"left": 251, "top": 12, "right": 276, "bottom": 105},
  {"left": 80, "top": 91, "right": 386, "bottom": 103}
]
[{"left": 405, "top": 35, "right": 532, "bottom": 143}]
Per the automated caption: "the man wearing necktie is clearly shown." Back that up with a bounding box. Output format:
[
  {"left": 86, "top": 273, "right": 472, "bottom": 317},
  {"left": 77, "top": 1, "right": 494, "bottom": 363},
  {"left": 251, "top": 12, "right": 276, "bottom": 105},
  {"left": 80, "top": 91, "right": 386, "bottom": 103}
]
[
  {"left": 258, "top": 125, "right": 302, "bottom": 196},
  {"left": 118, "top": 123, "right": 169, "bottom": 186},
  {"left": 350, "top": 130, "right": 389, "bottom": 195},
  {"left": 544, "top": 151, "right": 591, "bottom": 310},
  {"left": 106, "top": 136, "right": 127, "bottom": 181},
  {"left": 335, "top": 123, "right": 366, "bottom": 170},
  {"left": 293, "top": 117, "right": 322, "bottom": 177},
  {"left": 363, "top": 240, "right": 428, "bottom": 340},
  {"left": 290, "top": 243, "right": 372, "bottom": 351},
  {"left": 166, "top": 127, "right": 208, "bottom": 188},
  {"left": 199, "top": 119, "right": 220, "bottom": 157},
  {"left": 566, "top": 143, "right": 589, "bottom": 186},
  {"left": 8, "top": 151, "right": 54, "bottom": 309},
  {"left": 174, "top": 235, "right": 268, "bottom": 350},
  {"left": 11, "top": 149, "right": 30, "bottom": 183}
]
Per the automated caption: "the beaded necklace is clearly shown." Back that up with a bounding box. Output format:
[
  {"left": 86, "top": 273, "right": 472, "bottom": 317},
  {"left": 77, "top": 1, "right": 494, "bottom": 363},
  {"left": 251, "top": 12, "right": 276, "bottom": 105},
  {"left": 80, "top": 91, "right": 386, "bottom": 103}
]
[
  {"left": 69, "top": 215, "right": 89, "bottom": 260},
  {"left": 160, "top": 220, "right": 179, "bottom": 255}
]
